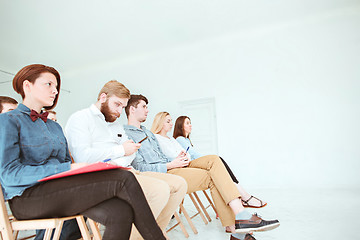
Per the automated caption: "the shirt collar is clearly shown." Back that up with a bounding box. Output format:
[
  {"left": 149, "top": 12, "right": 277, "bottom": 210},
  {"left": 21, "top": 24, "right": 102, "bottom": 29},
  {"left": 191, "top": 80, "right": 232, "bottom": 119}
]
[
  {"left": 124, "top": 124, "right": 146, "bottom": 132},
  {"left": 17, "top": 103, "right": 32, "bottom": 115}
]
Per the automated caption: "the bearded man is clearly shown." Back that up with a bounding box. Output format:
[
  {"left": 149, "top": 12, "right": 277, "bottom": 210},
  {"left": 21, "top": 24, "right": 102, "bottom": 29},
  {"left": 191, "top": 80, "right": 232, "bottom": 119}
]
[{"left": 65, "top": 80, "right": 187, "bottom": 240}]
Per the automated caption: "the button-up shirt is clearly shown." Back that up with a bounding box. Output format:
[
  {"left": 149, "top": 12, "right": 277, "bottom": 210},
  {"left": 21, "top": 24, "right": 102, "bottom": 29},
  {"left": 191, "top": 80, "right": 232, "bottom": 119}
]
[
  {"left": 0, "top": 104, "right": 71, "bottom": 200},
  {"left": 65, "top": 105, "right": 135, "bottom": 167},
  {"left": 124, "top": 125, "right": 171, "bottom": 173}
]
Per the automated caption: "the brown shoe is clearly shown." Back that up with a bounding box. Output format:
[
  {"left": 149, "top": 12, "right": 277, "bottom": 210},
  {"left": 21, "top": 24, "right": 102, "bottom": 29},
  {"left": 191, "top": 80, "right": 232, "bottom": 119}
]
[
  {"left": 235, "top": 213, "right": 280, "bottom": 233},
  {"left": 230, "top": 233, "right": 256, "bottom": 240}
]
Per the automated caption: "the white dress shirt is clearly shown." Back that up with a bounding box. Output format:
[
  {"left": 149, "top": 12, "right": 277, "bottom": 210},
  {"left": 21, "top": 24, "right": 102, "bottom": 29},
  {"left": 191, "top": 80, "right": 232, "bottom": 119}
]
[
  {"left": 154, "top": 134, "right": 186, "bottom": 159},
  {"left": 65, "top": 104, "right": 135, "bottom": 167}
]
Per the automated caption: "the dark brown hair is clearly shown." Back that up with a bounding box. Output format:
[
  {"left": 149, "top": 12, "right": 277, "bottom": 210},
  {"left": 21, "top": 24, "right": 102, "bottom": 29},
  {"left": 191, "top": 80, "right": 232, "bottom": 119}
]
[
  {"left": 125, "top": 94, "right": 148, "bottom": 117},
  {"left": 12, "top": 64, "right": 61, "bottom": 110},
  {"left": 0, "top": 96, "right": 18, "bottom": 113},
  {"left": 173, "top": 116, "right": 191, "bottom": 139}
]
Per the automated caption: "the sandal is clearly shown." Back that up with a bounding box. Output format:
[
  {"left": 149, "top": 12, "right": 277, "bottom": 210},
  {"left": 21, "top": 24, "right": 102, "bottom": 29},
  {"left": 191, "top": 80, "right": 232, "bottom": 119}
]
[{"left": 241, "top": 195, "right": 267, "bottom": 208}]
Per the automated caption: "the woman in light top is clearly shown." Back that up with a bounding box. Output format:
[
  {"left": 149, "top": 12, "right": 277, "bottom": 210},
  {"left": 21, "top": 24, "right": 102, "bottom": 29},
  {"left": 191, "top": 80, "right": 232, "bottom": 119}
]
[
  {"left": 173, "top": 115, "right": 267, "bottom": 206},
  {"left": 151, "top": 112, "right": 269, "bottom": 234},
  {"left": 0, "top": 64, "right": 165, "bottom": 240}
]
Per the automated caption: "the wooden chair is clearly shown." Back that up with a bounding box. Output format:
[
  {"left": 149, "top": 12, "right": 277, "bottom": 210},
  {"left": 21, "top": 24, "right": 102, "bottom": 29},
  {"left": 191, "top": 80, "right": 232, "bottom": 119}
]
[
  {"left": 166, "top": 211, "right": 189, "bottom": 238},
  {"left": 0, "top": 186, "right": 101, "bottom": 240},
  {"left": 192, "top": 190, "right": 217, "bottom": 222},
  {"left": 173, "top": 190, "right": 217, "bottom": 236}
]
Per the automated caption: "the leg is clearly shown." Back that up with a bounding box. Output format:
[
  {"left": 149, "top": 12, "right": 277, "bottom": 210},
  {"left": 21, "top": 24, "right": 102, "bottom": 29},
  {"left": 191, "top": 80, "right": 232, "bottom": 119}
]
[
  {"left": 82, "top": 198, "right": 133, "bottom": 240},
  {"left": 130, "top": 172, "right": 170, "bottom": 240},
  {"left": 189, "top": 155, "right": 241, "bottom": 206},
  {"left": 140, "top": 171, "right": 187, "bottom": 229},
  {"left": 168, "top": 167, "right": 235, "bottom": 227},
  {"left": 9, "top": 169, "right": 165, "bottom": 240},
  {"left": 219, "top": 156, "right": 239, "bottom": 184}
]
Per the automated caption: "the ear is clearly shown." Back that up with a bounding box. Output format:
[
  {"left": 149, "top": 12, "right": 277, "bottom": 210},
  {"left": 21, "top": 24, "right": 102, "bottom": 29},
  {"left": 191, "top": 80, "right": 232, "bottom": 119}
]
[
  {"left": 23, "top": 80, "right": 32, "bottom": 94},
  {"left": 130, "top": 105, "right": 135, "bottom": 114},
  {"left": 99, "top": 93, "right": 107, "bottom": 103}
]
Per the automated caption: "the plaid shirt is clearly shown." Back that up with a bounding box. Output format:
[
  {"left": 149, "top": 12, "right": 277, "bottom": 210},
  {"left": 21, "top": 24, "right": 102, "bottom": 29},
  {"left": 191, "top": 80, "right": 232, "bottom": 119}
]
[{"left": 123, "top": 125, "right": 171, "bottom": 173}]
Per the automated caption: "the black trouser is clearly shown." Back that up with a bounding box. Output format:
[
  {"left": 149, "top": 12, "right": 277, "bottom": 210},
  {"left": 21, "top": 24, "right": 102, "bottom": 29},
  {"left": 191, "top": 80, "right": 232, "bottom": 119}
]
[
  {"left": 9, "top": 169, "right": 165, "bottom": 240},
  {"left": 219, "top": 156, "right": 239, "bottom": 184}
]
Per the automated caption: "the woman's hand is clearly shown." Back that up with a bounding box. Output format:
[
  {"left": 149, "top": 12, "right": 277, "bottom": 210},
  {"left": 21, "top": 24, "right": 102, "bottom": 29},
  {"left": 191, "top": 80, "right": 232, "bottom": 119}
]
[
  {"left": 166, "top": 152, "right": 189, "bottom": 170},
  {"left": 70, "top": 163, "right": 88, "bottom": 170}
]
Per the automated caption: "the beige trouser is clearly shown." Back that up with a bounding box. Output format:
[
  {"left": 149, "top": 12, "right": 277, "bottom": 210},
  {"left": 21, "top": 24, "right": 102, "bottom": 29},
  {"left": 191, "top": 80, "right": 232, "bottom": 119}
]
[
  {"left": 168, "top": 155, "right": 241, "bottom": 227},
  {"left": 129, "top": 170, "right": 187, "bottom": 240}
]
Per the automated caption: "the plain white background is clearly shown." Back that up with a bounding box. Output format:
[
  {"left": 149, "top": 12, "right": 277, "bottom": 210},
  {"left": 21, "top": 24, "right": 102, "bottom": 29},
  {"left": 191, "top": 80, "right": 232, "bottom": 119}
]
[{"left": 1, "top": 2, "right": 360, "bottom": 238}]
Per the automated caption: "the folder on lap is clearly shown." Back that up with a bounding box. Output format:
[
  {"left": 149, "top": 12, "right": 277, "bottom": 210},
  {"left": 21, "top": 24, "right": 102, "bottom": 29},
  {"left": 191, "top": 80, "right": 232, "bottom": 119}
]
[{"left": 39, "top": 162, "right": 130, "bottom": 182}]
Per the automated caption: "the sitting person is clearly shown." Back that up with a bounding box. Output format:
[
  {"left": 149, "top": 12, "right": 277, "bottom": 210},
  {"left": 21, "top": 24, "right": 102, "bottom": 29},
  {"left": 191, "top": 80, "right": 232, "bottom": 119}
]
[
  {"left": 65, "top": 80, "right": 187, "bottom": 239},
  {"left": 0, "top": 95, "right": 82, "bottom": 240},
  {"left": 0, "top": 96, "right": 18, "bottom": 113},
  {"left": 152, "top": 111, "right": 269, "bottom": 237},
  {"left": 123, "top": 94, "right": 280, "bottom": 240},
  {"left": 173, "top": 115, "right": 266, "bottom": 209},
  {"left": 0, "top": 64, "right": 166, "bottom": 240}
]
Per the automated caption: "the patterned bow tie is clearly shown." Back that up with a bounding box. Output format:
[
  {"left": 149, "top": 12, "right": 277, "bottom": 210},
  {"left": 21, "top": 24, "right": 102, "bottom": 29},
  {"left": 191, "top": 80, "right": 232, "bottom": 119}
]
[{"left": 30, "top": 110, "right": 49, "bottom": 123}]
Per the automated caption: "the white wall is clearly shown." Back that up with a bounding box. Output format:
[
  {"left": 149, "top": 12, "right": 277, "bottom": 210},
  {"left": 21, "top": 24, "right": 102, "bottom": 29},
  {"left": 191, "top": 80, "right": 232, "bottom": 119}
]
[{"left": 1, "top": 1, "right": 359, "bottom": 189}]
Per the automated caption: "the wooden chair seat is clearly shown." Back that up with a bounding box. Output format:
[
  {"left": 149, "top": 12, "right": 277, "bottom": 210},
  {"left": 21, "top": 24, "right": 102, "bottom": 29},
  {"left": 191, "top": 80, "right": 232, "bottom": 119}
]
[{"left": 0, "top": 185, "right": 101, "bottom": 240}]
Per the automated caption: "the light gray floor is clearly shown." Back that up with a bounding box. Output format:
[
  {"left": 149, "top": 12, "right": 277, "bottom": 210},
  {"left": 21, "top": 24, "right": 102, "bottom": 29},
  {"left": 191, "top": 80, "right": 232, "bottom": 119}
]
[
  {"left": 167, "top": 188, "right": 360, "bottom": 240},
  {"left": 15, "top": 187, "right": 360, "bottom": 240}
]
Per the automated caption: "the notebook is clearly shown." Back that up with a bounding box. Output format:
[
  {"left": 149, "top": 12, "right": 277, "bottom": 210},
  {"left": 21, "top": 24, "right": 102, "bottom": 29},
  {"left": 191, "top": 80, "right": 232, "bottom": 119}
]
[{"left": 39, "top": 162, "right": 130, "bottom": 182}]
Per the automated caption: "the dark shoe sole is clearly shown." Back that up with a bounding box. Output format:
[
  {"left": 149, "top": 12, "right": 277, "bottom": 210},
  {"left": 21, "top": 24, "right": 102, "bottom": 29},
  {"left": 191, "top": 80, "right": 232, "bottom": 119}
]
[{"left": 235, "top": 222, "right": 280, "bottom": 233}]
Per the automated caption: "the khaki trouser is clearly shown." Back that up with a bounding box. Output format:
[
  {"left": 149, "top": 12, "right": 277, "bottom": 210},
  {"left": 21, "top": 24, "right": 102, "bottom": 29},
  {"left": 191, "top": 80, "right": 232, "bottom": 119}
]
[
  {"left": 168, "top": 155, "right": 240, "bottom": 227},
  {"left": 129, "top": 170, "right": 187, "bottom": 240}
]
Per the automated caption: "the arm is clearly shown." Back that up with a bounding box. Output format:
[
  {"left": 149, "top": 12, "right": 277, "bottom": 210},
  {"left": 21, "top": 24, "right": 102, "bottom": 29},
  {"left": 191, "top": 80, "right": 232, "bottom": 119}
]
[
  {"left": 0, "top": 115, "right": 70, "bottom": 191},
  {"left": 65, "top": 112, "right": 126, "bottom": 163},
  {"left": 131, "top": 151, "right": 168, "bottom": 173},
  {"left": 176, "top": 137, "right": 203, "bottom": 160}
]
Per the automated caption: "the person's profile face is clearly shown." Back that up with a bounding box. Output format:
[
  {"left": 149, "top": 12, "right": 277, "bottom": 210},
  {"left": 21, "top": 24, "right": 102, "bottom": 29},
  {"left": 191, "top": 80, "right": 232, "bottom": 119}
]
[
  {"left": 25, "top": 72, "right": 58, "bottom": 108},
  {"left": 183, "top": 118, "right": 192, "bottom": 136},
  {"left": 162, "top": 115, "right": 173, "bottom": 133},
  {"left": 1, "top": 103, "right": 18, "bottom": 113},
  {"left": 133, "top": 100, "right": 149, "bottom": 123},
  {"left": 101, "top": 95, "right": 128, "bottom": 123}
]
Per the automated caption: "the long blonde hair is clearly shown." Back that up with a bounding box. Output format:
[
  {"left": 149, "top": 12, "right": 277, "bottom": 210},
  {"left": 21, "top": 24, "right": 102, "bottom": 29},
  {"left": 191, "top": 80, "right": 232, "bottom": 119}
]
[{"left": 151, "top": 112, "right": 170, "bottom": 134}]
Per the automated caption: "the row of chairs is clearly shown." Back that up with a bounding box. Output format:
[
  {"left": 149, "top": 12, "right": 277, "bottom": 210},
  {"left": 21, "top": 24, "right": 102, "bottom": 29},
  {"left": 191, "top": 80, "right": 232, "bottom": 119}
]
[{"left": 1, "top": 187, "right": 217, "bottom": 240}]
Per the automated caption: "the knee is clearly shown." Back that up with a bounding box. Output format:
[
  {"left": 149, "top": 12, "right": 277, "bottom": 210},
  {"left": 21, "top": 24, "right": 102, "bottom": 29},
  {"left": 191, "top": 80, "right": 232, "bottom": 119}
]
[{"left": 168, "top": 174, "right": 188, "bottom": 196}]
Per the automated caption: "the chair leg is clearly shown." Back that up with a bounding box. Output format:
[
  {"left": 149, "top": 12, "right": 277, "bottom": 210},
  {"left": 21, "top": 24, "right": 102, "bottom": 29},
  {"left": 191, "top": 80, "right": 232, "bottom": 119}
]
[
  {"left": 88, "top": 219, "right": 102, "bottom": 240},
  {"left": 76, "top": 216, "right": 92, "bottom": 240},
  {"left": 202, "top": 190, "right": 217, "bottom": 216},
  {"left": 166, "top": 212, "right": 189, "bottom": 238},
  {"left": 43, "top": 228, "right": 53, "bottom": 240},
  {"left": 179, "top": 204, "right": 198, "bottom": 234},
  {"left": 52, "top": 220, "right": 65, "bottom": 240},
  {"left": 193, "top": 192, "right": 212, "bottom": 222},
  {"left": 188, "top": 193, "right": 208, "bottom": 225}
]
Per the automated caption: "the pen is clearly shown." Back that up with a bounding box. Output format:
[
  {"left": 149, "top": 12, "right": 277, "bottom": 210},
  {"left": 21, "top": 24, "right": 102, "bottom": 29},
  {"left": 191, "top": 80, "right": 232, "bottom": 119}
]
[
  {"left": 185, "top": 147, "right": 189, "bottom": 153},
  {"left": 103, "top": 158, "right": 111, "bottom": 163}
]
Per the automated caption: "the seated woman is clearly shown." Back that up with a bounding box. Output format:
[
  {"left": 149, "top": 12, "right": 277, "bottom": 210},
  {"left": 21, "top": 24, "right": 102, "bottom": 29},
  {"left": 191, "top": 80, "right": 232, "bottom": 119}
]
[
  {"left": 151, "top": 112, "right": 279, "bottom": 239},
  {"left": 173, "top": 115, "right": 267, "bottom": 209},
  {"left": 0, "top": 64, "right": 165, "bottom": 240}
]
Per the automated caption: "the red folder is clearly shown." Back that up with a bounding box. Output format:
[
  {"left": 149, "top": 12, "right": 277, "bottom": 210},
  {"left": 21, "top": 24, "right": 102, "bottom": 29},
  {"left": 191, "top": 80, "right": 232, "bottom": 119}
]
[{"left": 39, "top": 162, "right": 130, "bottom": 182}]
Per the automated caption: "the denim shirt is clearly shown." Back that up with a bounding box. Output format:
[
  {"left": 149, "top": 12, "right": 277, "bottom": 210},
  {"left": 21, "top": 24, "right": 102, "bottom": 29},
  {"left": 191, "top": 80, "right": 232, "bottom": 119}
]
[
  {"left": 123, "top": 125, "right": 171, "bottom": 173},
  {"left": 0, "top": 104, "right": 71, "bottom": 200}
]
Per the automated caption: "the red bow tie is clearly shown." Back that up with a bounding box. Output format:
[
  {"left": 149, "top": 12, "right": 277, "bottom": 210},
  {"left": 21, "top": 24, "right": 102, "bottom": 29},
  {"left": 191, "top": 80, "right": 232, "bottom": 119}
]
[{"left": 30, "top": 110, "right": 49, "bottom": 123}]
